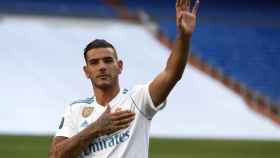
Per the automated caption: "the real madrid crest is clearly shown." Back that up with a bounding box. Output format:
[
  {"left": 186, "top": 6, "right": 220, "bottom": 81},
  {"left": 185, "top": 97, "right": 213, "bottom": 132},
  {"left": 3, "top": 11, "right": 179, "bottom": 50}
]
[{"left": 82, "top": 107, "right": 94, "bottom": 118}]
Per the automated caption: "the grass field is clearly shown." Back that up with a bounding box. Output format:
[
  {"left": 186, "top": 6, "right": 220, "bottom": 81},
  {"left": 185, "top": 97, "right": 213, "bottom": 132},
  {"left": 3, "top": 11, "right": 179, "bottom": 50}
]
[{"left": 0, "top": 135, "right": 279, "bottom": 158}]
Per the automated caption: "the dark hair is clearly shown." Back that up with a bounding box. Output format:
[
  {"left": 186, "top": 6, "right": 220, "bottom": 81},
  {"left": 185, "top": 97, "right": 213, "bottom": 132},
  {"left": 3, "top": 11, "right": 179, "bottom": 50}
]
[{"left": 83, "top": 39, "right": 118, "bottom": 62}]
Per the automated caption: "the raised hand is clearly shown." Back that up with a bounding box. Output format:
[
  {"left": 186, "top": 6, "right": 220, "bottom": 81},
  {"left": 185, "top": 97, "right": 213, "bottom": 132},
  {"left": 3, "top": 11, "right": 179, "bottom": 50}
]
[
  {"left": 94, "top": 105, "right": 135, "bottom": 136},
  {"left": 176, "top": 0, "right": 200, "bottom": 37}
]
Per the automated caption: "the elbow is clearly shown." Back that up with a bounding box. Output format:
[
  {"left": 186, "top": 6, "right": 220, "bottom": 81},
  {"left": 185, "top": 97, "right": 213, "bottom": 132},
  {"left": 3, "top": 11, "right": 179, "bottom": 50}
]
[
  {"left": 176, "top": 73, "right": 183, "bottom": 81},
  {"left": 173, "top": 72, "right": 183, "bottom": 82},
  {"left": 175, "top": 66, "right": 187, "bottom": 81},
  {"left": 166, "top": 67, "right": 185, "bottom": 83}
]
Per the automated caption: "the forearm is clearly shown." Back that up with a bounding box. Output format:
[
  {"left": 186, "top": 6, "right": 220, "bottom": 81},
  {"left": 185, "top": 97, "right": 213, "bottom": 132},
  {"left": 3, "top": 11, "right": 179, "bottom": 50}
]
[
  {"left": 49, "top": 123, "right": 100, "bottom": 158},
  {"left": 49, "top": 107, "right": 135, "bottom": 158},
  {"left": 166, "top": 33, "right": 191, "bottom": 81},
  {"left": 147, "top": 0, "right": 199, "bottom": 107},
  {"left": 149, "top": 33, "right": 191, "bottom": 106}
]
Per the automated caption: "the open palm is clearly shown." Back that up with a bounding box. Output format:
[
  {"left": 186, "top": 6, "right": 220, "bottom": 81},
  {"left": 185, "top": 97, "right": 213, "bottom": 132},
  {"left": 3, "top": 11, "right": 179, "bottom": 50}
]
[{"left": 176, "top": 0, "right": 200, "bottom": 37}]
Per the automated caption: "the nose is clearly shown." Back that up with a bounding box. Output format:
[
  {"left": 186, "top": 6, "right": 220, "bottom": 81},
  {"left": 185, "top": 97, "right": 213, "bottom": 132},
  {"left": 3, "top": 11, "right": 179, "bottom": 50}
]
[{"left": 98, "top": 61, "right": 107, "bottom": 72}]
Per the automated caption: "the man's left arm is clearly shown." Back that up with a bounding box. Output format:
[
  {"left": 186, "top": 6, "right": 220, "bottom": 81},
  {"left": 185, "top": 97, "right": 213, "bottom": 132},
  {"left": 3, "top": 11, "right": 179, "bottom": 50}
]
[{"left": 149, "top": 0, "right": 200, "bottom": 107}]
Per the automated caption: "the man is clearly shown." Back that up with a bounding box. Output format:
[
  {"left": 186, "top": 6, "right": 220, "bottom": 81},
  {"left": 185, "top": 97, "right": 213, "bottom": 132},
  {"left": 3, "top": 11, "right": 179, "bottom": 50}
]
[{"left": 49, "top": 0, "right": 199, "bottom": 157}]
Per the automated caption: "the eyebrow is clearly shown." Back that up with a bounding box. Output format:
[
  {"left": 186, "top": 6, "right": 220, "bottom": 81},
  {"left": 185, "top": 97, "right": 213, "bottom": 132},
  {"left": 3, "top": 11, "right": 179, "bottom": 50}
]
[
  {"left": 88, "top": 57, "right": 114, "bottom": 62},
  {"left": 103, "top": 57, "right": 114, "bottom": 60}
]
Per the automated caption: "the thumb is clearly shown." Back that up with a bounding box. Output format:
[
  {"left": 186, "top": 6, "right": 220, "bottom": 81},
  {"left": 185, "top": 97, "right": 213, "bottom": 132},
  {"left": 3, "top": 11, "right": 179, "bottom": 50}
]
[
  {"left": 177, "top": 13, "right": 183, "bottom": 27},
  {"left": 105, "top": 104, "right": 111, "bottom": 113}
]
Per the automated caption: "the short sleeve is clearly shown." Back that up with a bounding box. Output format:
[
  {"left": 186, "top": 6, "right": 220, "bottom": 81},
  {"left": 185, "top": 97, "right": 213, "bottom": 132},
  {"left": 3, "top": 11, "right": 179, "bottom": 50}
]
[
  {"left": 130, "top": 83, "right": 166, "bottom": 120},
  {"left": 55, "top": 105, "right": 78, "bottom": 138}
]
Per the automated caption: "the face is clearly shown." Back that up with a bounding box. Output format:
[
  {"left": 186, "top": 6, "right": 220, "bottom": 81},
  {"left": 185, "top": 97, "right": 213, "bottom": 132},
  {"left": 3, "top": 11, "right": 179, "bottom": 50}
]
[{"left": 83, "top": 48, "right": 123, "bottom": 89}]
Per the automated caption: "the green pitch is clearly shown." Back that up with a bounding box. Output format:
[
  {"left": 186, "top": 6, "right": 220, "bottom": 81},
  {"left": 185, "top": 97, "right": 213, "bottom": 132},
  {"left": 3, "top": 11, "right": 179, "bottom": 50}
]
[{"left": 0, "top": 135, "right": 279, "bottom": 158}]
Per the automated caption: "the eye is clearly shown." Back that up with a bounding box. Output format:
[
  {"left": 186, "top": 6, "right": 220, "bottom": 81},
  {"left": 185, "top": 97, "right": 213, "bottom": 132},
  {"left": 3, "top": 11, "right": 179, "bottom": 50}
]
[
  {"left": 104, "top": 57, "right": 114, "bottom": 63},
  {"left": 89, "top": 59, "right": 98, "bottom": 65}
]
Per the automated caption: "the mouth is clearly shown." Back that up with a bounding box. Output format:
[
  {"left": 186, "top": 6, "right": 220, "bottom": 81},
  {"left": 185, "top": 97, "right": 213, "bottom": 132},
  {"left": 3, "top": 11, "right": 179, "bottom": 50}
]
[{"left": 97, "top": 74, "right": 110, "bottom": 79}]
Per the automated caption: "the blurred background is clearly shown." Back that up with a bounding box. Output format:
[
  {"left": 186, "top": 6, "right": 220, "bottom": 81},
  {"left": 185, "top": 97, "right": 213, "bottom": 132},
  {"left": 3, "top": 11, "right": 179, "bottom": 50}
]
[{"left": 0, "top": 0, "right": 280, "bottom": 157}]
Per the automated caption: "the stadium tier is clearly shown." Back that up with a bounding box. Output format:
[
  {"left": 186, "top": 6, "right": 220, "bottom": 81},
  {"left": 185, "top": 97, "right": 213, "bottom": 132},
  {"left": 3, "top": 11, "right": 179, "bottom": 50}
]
[
  {"left": 1, "top": 16, "right": 280, "bottom": 139},
  {"left": 1, "top": 0, "right": 279, "bottom": 106},
  {"left": 0, "top": 0, "right": 280, "bottom": 138}
]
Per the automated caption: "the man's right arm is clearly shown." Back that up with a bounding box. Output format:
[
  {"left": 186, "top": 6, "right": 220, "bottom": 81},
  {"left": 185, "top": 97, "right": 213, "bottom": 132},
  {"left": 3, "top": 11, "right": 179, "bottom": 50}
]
[
  {"left": 48, "top": 107, "right": 135, "bottom": 158},
  {"left": 49, "top": 121, "right": 100, "bottom": 158}
]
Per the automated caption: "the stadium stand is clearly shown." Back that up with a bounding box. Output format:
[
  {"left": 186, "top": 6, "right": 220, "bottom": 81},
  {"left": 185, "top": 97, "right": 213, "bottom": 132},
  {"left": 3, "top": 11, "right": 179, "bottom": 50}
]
[
  {"left": 0, "top": 0, "right": 118, "bottom": 18},
  {"left": 1, "top": 0, "right": 280, "bottom": 121}
]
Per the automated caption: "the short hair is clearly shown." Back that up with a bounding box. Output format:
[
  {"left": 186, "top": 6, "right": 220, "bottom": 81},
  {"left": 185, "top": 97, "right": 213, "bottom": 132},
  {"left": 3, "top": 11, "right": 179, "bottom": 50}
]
[{"left": 83, "top": 39, "right": 118, "bottom": 62}]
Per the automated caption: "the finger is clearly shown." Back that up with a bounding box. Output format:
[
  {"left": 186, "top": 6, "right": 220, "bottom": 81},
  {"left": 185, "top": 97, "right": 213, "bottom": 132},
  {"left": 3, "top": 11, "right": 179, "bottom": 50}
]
[
  {"left": 178, "top": 13, "right": 183, "bottom": 26},
  {"left": 111, "top": 113, "right": 135, "bottom": 121},
  {"left": 113, "top": 117, "right": 134, "bottom": 126},
  {"left": 178, "top": 0, "right": 182, "bottom": 6},
  {"left": 187, "top": 0, "right": 191, "bottom": 11},
  {"left": 181, "top": 0, "right": 187, "bottom": 10},
  {"left": 111, "top": 112, "right": 135, "bottom": 121},
  {"left": 111, "top": 110, "right": 131, "bottom": 116},
  {"left": 104, "top": 126, "right": 115, "bottom": 135},
  {"left": 107, "top": 124, "right": 128, "bottom": 134},
  {"left": 176, "top": 0, "right": 180, "bottom": 8},
  {"left": 114, "top": 124, "right": 130, "bottom": 131},
  {"left": 192, "top": 0, "right": 200, "bottom": 15}
]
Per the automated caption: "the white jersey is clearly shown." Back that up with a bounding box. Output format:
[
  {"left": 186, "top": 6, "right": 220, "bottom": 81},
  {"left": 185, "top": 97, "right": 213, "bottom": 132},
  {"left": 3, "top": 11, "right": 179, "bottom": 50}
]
[{"left": 56, "top": 83, "right": 166, "bottom": 158}]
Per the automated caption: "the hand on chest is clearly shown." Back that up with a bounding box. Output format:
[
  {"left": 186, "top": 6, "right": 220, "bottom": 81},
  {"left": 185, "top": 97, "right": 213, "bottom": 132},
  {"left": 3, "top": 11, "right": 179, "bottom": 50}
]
[{"left": 78, "top": 95, "right": 136, "bottom": 131}]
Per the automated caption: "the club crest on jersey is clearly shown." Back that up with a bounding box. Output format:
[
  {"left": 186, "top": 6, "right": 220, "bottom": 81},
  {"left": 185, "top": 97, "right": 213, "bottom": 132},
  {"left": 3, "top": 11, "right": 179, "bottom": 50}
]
[{"left": 82, "top": 107, "right": 94, "bottom": 118}]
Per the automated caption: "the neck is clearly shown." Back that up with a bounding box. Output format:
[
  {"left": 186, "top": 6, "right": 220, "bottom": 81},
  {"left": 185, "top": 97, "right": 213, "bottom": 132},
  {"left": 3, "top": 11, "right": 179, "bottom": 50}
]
[{"left": 93, "top": 83, "right": 120, "bottom": 106}]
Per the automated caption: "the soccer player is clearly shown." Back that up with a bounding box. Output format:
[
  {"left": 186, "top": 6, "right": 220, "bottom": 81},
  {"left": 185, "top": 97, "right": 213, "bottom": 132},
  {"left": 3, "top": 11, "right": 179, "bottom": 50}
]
[{"left": 49, "top": 0, "right": 199, "bottom": 157}]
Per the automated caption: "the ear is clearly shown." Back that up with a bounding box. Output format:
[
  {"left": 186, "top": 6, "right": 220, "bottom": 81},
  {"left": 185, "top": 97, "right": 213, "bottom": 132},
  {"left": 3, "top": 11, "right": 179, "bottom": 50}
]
[
  {"left": 117, "top": 60, "right": 123, "bottom": 74},
  {"left": 83, "top": 65, "right": 90, "bottom": 79}
]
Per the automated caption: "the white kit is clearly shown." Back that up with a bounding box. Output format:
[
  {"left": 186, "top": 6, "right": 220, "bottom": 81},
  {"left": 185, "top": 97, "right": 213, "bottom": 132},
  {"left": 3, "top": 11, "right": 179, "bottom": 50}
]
[{"left": 56, "top": 83, "right": 166, "bottom": 158}]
